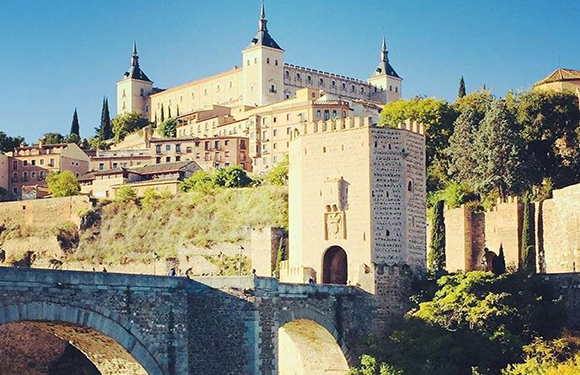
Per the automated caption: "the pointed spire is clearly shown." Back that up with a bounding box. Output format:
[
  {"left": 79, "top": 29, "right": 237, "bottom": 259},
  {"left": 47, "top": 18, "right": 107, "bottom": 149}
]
[
  {"left": 380, "top": 36, "right": 388, "bottom": 62},
  {"left": 131, "top": 41, "right": 139, "bottom": 67},
  {"left": 259, "top": 1, "right": 268, "bottom": 32}
]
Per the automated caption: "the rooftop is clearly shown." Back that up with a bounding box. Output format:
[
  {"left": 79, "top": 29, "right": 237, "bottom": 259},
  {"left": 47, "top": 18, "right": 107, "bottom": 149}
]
[{"left": 535, "top": 68, "right": 580, "bottom": 86}]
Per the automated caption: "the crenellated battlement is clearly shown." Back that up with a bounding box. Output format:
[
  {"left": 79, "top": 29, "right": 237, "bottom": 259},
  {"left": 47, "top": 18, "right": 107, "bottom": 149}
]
[{"left": 289, "top": 116, "right": 426, "bottom": 141}]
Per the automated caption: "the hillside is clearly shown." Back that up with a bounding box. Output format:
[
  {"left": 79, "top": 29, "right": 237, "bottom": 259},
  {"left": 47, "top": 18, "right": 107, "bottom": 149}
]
[{"left": 0, "top": 186, "right": 288, "bottom": 275}]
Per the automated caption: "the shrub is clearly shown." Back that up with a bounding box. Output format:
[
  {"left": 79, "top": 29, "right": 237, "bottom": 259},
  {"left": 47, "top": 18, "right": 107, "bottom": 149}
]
[
  {"left": 265, "top": 156, "right": 289, "bottom": 186},
  {"left": 142, "top": 188, "right": 160, "bottom": 207},
  {"left": 115, "top": 186, "right": 137, "bottom": 203},
  {"left": 215, "top": 165, "right": 253, "bottom": 188},
  {"left": 158, "top": 118, "right": 177, "bottom": 138},
  {"left": 180, "top": 170, "right": 217, "bottom": 193},
  {"left": 55, "top": 222, "right": 79, "bottom": 253}
]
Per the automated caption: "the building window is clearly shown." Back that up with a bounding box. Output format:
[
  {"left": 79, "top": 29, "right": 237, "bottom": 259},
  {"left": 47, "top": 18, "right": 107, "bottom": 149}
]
[
  {"left": 39, "top": 171, "right": 45, "bottom": 179},
  {"left": 205, "top": 141, "right": 210, "bottom": 150},
  {"left": 31, "top": 160, "right": 36, "bottom": 166},
  {"left": 286, "top": 127, "right": 291, "bottom": 134},
  {"left": 112, "top": 162, "right": 118, "bottom": 169},
  {"left": 331, "top": 80, "right": 336, "bottom": 87},
  {"left": 395, "top": 87, "right": 398, "bottom": 93},
  {"left": 342, "top": 82, "right": 346, "bottom": 90},
  {"left": 40, "top": 159, "right": 44, "bottom": 165},
  {"left": 262, "top": 131, "right": 268, "bottom": 140},
  {"left": 319, "top": 78, "right": 324, "bottom": 86},
  {"left": 273, "top": 143, "right": 277, "bottom": 149},
  {"left": 275, "top": 59, "right": 278, "bottom": 66},
  {"left": 12, "top": 172, "right": 17, "bottom": 181},
  {"left": 389, "top": 85, "right": 393, "bottom": 91},
  {"left": 225, "top": 151, "right": 230, "bottom": 157},
  {"left": 175, "top": 156, "right": 181, "bottom": 162},
  {"left": 12, "top": 160, "right": 17, "bottom": 170},
  {"left": 307, "top": 75, "right": 312, "bottom": 83},
  {"left": 270, "top": 84, "right": 276, "bottom": 93},
  {"left": 156, "top": 145, "right": 161, "bottom": 153},
  {"left": 186, "top": 147, "right": 192, "bottom": 153},
  {"left": 273, "top": 117, "right": 277, "bottom": 123},
  {"left": 240, "top": 140, "right": 246, "bottom": 148},
  {"left": 254, "top": 57, "right": 257, "bottom": 64},
  {"left": 166, "top": 144, "right": 171, "bottom": 151},
  {"left": 332, "top": 110, "right": 338, "bottom": 118},
  {"left": 285, "top": 70, "right": 290, "bottom": 77},
  {"left": 140, "top": 88, "right": 144, "bottom": 96},
  {"left": 156, "top": 157, "right": 161, "bottom": 164},
  {"left": 176, "top": 144, "right": 181, "bottom": 153},
  {"left": 49, "top": 158, "right": 54, "bottom": 167},
  {"left": 316, "top": 110, "right": 321, "bottom": 118},
  {"left": 296, "top": 73, "right": 301, "bottom": 80},
  {"left": 31, "top": 171, "right": 36, "bottom": 178},
  {"left": 262, "top": 156, "right": 268, "bottom": 165},
  {"left": 205, "top": 153, "right": 210, "bottom": 161},
  {"left": 196, "top": 153, "right": 200, "bottom": 159},
  {"left": 273, "top": 129, "right": 278, "bottom": 137},
  {"left": 225, "top": 140, "right": 229, "bottom": 146},
  {"left": 22, "top": 172, "right": 28, "bottom": 181},
  {"left": 247, "top": 60, "right": 250, "bottom": 66},
  {"left": 351, "top": 85, "right": 355, "bottom": 92},
  {"left": 215, "top": 140, "right": 220, "bottom": 149},
  {"left": 99, "top": 163, "right": 104, "bottom": 170},
  {"left": 166, "top": 156, "right": 171, "bottom": 163},
  {"left": 266, "top": 57, "right": 270, "bottom": 64},
  {"left": 23, "top": 160, "right": 28, "bottom": 167},
  {"left": 273, "top": 155, "right": 278, "bottom": 163},
  {"left": 324, "top": 110, "right": 330, "bottom": 120}
]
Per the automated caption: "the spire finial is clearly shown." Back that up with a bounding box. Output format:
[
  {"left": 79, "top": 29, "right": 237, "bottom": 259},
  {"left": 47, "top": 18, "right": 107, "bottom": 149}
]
[
  {"left": 380, "top": 36, "right": 388, "bottom": 62},
  {"left": 259, "top": 1, "right": 268, "bottom": 31},
  {"left": 131, "top": 41, "right": 139, "bottom": 67}
]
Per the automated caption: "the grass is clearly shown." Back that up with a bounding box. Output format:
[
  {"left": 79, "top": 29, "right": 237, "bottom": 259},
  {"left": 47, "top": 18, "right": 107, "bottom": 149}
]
[{"left": 71, "top": 185, "right": 288, "bottom": 264}]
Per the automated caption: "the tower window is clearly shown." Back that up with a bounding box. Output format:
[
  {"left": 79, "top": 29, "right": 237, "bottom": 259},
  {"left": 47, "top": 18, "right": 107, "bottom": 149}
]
[
  {"left": 331, "top": 80, "right": 336, "bottom": 87},
  {"left": 319, "top": 78, "right": 324, "bottom": 86},
  {"left": 389, "top": 85, "right": 393, "bottom": 91},
  {"left": 270, "top": 84, "right": 276, "bottom": 93},
  {"left": 342, "top": 82, "right": 346, "bottom": 90},
  {"left": 307, "top": 75, "right": 312, "bottom": 83},
  {"left": 275, "top": 59, "right": 278, "bottom": 66},
  {"left": 254, "top": 57, "right": 257, "bottom": 64},
  {"left": 285, "top": 70, "right": 290, "bottom": 77},
  {"left": 140, "top": 88, "right": 144, "bottom": 96},
  {"left": 395, "top": 87, "right": 398, "bottom": 93},
  {"left": 297, "top": 73, "right": 301, "bottom": 80},
  {"left": 267, "top": 58, "right": 270, "bottom": 64}
]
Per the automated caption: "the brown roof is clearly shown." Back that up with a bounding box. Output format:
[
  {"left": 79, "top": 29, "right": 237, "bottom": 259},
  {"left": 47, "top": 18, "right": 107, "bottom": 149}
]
[
  {"left": 130, "top": 161, "right": 199, "bottom": 175},
  {"left": 535, "top": 68, "right": 580, "bottom": 86},
  {"left": 79, "top": 168, "right": 132, "bottom": 181}
]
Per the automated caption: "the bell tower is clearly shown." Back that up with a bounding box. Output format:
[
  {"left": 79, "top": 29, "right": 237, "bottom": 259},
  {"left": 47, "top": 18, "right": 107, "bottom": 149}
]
[
  {"left": 367, "top": 37, "right": 402, "bottom": 104},
  {"left": 242, "top": 3, "right": 284, "bottom": 107},
  {"left": 116, "top": 42, "right": 153, "bottom": 117}
]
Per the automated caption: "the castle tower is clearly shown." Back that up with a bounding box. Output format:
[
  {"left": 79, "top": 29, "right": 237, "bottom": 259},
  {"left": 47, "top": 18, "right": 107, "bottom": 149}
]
[
  {"left": 367, "top": 37, "right": 402, "bottom": 103},
  {"left": 116, "top": 43, "right": 153, "bottom": 117},
  {"left": 285, "top": 118, "right": 426, "bottom": 327},
  {"left": 242, "top": 3, "right": 285, "bottom": 107}
]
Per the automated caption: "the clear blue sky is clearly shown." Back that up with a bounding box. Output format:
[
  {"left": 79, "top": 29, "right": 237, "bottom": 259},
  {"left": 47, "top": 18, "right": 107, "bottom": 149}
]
[{"left": 1, "top": 0, "right": 579, "bottom": 142}]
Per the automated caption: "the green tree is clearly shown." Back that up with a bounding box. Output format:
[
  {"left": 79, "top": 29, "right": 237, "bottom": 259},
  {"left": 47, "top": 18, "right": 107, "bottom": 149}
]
[
  {"left": 180, "top": 170, "right": 217, "bottom": 193},
  {"left": 453, "top": 89, "right": 494, "bottom": 120},
  {"left": 115, "top": 185, "right": 137, "bottom": 203},
  {"left": 447, "top": 109, "right": 480, "bottom": 185},
  {"left": 0, "top": 131, "right": 25, "bottom": 152},
  {"left": 215, "top": 165, "right": 253, "bottom": 188},
  {"left": 142, "top": 187, "right": 160, "bottom": 207},
  {"left": 520, "top": 196, "right": 536, "bottom": 274},
  {"left": 41, "top": 132, "right": 64, "bottom": 145},
  {"left": 111, "top": 112, "right": 150, "bottom": 141},
  {"left": 428, "top": 200, "right": 446, "bottom": 272},
  {"left": 458, "top": 76, "right": 466, "bottom": 98},
  {"left": 96, "top": 97, "right": 113, "bottom": 140},
  {"left": 474, "top": 99, "right": 530, "bottom": 198},
  {"left": 46, "top": 171, "right": 80, "bottom": 197},
  {"left": 265, "top": 156, "right": 289, "bottom": 186},
  {"left": 516, "top": 90, "right": 580, "bottom": 189},
  {"left": 63, "top": 133, "right": 81, "bottom": 144},
  {"left": 70, "top": 108, "right": 80, "bottom": 136},
  {"left": 158, "top": 118, "right": 177, "bottom": 138}
]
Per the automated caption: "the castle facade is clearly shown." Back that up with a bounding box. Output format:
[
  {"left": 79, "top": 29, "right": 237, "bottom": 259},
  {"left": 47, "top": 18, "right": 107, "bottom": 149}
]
[{"left": 116, "top": 4, "right": 402, "bottom": 173}]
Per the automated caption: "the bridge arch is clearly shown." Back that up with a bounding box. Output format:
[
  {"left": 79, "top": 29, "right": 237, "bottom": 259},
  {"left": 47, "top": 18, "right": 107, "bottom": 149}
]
[
  {"left": 0, "top": 302, "right": 164, "bottom": 375},
  {"left": 277, "top": 308, "right": 351, "bottom": 375}
]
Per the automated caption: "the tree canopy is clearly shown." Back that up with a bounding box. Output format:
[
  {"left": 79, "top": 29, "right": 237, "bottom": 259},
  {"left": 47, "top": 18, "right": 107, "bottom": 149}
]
[
  {"left": 158, "top": 118, "right": 177, "bottom": 138},
  {"left": 0, "top": 131, "right": 25, "bottom": 152},
  {"left": 46, "top": 171, "right": 80, "bottom": 197},
  {"left": 111, "top": 112, "right": 150, "bottom": 141}
]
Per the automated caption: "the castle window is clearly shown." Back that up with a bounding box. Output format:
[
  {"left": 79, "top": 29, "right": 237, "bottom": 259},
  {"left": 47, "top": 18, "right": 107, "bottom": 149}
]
[
  {"left": 247, "top": 60, "right": 250, "bottom": 66},
  {"left": 266, "top": 58, "right": 270, "bottom": 64},
  {"left": 331, "top": 80, "right": 336, "bottom": 87},
  {"left": 342, "top": 82, "right": 346, "bottom": 90},
  {"left": 296, "top": 73, "right": 301, "bottom": 80},
  {"left": 204, "top": 88, "right": 208, "bottom": 96},
  {"left": 273, "top": 117, "right": 277, "bottom": 123},
  {"left": 275, "top": 60, "right": 278, "bottom": 66},
  {"left": 408, "top": 181, "right": 414, "bottom": 192},
  {"left": 229, "top": 81, "right": 233, "bottom": 88},
  {"left": 140, "top": 88, "right": 144, "bottom": 96},
  {"left": 351, "top": 85, "right": 355, "bottom": 92},
  {"left": 323, "top": 147, "right": 326, "bottom": 153},
  {"left": 270, "top": 84, "right": 276, "bottom": 93},
  {"left": 287, "top": 127, "right": 291, "bottom": 134},
  {"left": 389, "top": 85, "right": 393, "bottom": 91},
  {"left": 217, "top": 85, "right": 220, "bottom": 92},
  {"left": 395, "top": 87, "right": 398, "bottom": 93},
  {"left": 386, "top": 230, "right": 390, "bottom": 237},
  {"left": 254, "top": 57, "right": 257, "bottom": 64},
  {"left": 360, "top": 87, "right": 364, "bottom": 93},
  {"left": 191, "top": 91, "right": 195, "bottom": 98},
  {"left": 145, "top": 105, "right": 149, "bottom": 112},
  {"left": 307, "top": 75, "right": 312, "bottom": 83},
  {"left": 319, "top": 78, "right": 324, "bottom": 86}
]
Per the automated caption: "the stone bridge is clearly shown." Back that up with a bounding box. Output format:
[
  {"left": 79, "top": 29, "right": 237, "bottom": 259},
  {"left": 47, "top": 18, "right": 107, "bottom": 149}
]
[{"left": 0, "top": 267, "right": 376, "bottom": 375}]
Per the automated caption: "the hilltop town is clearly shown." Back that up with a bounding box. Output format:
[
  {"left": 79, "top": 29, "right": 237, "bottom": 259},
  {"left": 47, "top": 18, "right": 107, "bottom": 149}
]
[{"left": 1, "top": 3, "right": 580, "bottom": 375}]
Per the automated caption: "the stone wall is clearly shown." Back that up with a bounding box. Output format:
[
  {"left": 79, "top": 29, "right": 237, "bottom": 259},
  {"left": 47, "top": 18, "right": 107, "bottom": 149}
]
[
  {"left": 444, "top": 183, "right": 580, "bottom": 274},
  {"left": 250, "top": 227, "right": 286, "bottom": 277},
  {"left": 539, "top": 184, "right": 580, "bottom": 273},
  {"left": 0, "top": 268, "right": 377, "bottom": 375},
  {"left": 0, "top": 196, "right": 92, "bottom": 230}
]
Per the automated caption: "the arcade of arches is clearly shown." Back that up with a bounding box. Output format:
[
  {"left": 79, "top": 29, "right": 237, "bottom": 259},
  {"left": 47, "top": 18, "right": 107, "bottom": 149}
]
[
  {"left": 278, "top": 319, "right": 349, "bottom": 375},
  {"left": 323, "top": 246, "right": 348, "bottom": 285}
]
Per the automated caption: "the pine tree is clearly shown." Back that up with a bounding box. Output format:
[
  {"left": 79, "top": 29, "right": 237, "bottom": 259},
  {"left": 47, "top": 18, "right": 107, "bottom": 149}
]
[
  {"left": 520, "top": 195, "right": 536, "bottom": 274},
  {"left": 99, "top": 97, "right": 113, "bottom": 140},
  {"left": 474, "top": 99, "right": 530, "bottom": 198},
  {"left": 428, "top": 200, "right": 446, "bottom": 272},
  {"left": 447, "top": 109, "right": 480, "bottom": 185},
  {"left": 458, "top": 76, "right": 466, "bottom": 98},
  {"left": 70, "top": 108, "right": 80, "bottom": 136}
]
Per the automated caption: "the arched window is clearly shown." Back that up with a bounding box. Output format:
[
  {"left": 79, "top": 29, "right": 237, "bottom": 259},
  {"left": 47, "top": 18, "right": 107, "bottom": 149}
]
[
  {"left": 408, "top": 181, "right": 414, "bottom": 192},
  {"left": 266, "top": 57, "right": 270, "bottom": 64}
]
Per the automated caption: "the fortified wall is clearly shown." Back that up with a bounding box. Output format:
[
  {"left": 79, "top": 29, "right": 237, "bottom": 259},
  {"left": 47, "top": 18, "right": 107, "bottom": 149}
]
[
  {"left": 445, "top": 183, "right": 580, "bottom": 273},
  {"left": 0, "top": 195, "right": 92, "bottom": 230}
]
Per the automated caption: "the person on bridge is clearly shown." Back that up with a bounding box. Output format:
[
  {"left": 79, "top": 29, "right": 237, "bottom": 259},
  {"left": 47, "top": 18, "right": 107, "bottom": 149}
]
[{"left": 168, "top": 268, "right": 177, "bottom": 276}]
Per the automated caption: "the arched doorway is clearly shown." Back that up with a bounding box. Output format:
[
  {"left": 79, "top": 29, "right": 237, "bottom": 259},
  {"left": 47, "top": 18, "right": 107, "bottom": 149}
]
[
  {"left": 278, "top": 319, "right": 349, "bottom": 375},
  {"left": 0, "top": 303, "right": 162, "bottom": 375},
  {"left": 323, "top": 246, "right": 348, "bottom": 284}
]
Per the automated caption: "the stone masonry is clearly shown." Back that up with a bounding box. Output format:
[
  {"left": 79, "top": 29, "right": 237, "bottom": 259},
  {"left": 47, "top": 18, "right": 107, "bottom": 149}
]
[{"left": 0, "top": 267, "right": 376, "bottom": 375}]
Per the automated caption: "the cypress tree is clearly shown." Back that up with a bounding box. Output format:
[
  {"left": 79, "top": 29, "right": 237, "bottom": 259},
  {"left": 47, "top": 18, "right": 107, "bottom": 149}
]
[
  {"left": 160, "top": 105, "right": 165, "bottom": 122},
  {"left": 520, "top": 195, "right": 536, "bottom": 274},
  {"left": 448, "top": 109, "right": 480, "bottom": 185},
  {"left": 275, "top": 239, "right": 285, "bottom": 279},
  {"left": 70, "top": 108, "right": 80, "bottom": 136},
  {"left": 100, "top": 97, "right": 112, "bottom": 140},
  {"left": 458, "top": 76, "right": 466, "bottom": 98},
  {"left": 493, "top": 244, "right": 506, "bottom": 276},
  {"left": 428, "top": 200, "right": 446, "bottom": 272}
]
